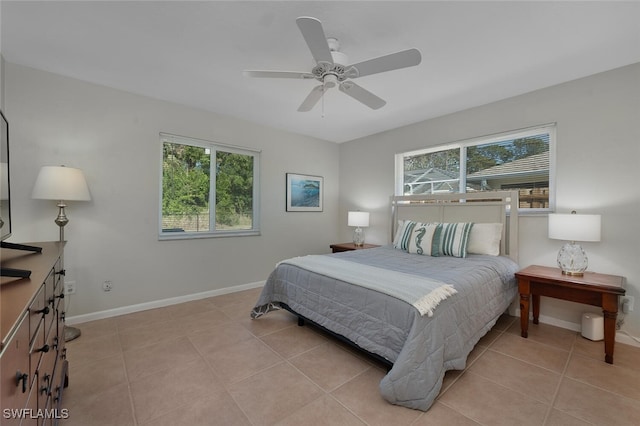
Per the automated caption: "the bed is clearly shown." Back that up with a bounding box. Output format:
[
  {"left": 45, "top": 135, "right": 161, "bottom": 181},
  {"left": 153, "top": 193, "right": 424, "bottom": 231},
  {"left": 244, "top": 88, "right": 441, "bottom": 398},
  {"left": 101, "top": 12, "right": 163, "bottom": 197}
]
[{"left": 251, "top": 191, "right": 520, "bottom": 411}]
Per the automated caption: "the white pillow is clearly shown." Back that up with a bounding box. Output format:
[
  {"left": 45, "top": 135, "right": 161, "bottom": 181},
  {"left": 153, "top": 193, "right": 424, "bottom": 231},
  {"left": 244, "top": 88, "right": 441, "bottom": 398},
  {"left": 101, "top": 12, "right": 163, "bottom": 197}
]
[{"left": 467, "top": 223, "right": 503, "bottom": 256}]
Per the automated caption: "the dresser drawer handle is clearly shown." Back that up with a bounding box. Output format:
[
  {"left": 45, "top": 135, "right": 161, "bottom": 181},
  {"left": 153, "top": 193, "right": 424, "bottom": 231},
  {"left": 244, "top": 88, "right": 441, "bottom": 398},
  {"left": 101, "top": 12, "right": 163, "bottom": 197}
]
[
  {"left": 35, "top": 344, "right": 50, "bottom": 353},
  {"left": 40, "top": 374, "right": 51, "bottom": 395},
  {"left": 34, "top": 306, "right": 50, "bottom": 315},
  {"left": 15, "top": 371, "right": 28, "bottom": 393}
]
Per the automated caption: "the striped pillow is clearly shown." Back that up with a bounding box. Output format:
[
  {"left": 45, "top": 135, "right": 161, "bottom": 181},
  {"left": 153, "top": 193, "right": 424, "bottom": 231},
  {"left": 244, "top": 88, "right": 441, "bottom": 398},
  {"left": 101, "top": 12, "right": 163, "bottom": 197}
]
[
  {"left": 393, "top": 220, "right": 417, "bottom": 251},
  {"left": 432, "top": 222, "right": 474, "bottom": 258}
]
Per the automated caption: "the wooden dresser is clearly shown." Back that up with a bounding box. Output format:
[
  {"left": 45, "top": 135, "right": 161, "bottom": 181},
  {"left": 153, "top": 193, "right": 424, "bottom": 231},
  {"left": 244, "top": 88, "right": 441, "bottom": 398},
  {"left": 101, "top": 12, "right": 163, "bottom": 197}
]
[{"left": 1, "top": 242, "right": 69, "bottom": 425}]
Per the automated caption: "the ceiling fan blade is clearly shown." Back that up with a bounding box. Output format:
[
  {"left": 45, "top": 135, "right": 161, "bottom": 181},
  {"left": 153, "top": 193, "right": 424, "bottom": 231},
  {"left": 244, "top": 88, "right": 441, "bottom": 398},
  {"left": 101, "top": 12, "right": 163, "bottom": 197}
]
[
  {"left": 243, "top": 70, "right": 315, "bottom": 79},
  {"left": 298, "top": 85, "right": 325, "bottom": 112},
  {"left": 296, "top": 16, "right": 333, "bottom": 65},
  {"left": 348, "top": 48, "right": 422, "bottom": 78},
  {"left": 339, "top": 82, "right": 386, "bottom": 110}
]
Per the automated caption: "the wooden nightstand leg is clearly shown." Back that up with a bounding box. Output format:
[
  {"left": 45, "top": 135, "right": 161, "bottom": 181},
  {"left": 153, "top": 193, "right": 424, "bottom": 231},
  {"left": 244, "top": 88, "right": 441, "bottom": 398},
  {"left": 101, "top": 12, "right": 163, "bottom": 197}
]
[
  {"left": 532, "top": 294, "right": 540, "bottom": 324},
  {"left": 520, "top": 293, "right": 530, "bottom": 338},
  {"left": 603, "top": 310, "right": 616, "bottom": 364},
  {"left": 602, "top": 294, "right": 618, "bottom": 364}
]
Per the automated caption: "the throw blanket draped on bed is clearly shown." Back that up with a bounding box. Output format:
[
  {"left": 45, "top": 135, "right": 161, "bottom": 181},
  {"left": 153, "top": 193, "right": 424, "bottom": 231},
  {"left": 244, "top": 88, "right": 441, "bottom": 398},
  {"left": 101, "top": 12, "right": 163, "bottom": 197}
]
[{"left": 280, "top": 255, "right": 457, "bottom": 317}]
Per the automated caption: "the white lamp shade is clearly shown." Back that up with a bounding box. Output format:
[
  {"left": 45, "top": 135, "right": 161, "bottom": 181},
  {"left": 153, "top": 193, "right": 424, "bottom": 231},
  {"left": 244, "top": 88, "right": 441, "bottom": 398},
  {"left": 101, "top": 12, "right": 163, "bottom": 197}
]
[
  {"left": 32, "top": 166, "right": 91, "bottom": 201},
  {"left": 348, "top": 211, "right": 369, "bottom": 227},
  {"left": 548, "top": 213, "right": 601, "bottom": 242}
]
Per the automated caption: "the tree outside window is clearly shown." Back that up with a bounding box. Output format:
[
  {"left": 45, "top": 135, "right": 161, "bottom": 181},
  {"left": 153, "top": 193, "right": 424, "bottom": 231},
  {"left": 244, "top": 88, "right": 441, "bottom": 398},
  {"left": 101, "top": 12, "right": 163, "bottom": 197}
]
[{"left": 160, "top": 134, "right": 260, "bottom": 238}]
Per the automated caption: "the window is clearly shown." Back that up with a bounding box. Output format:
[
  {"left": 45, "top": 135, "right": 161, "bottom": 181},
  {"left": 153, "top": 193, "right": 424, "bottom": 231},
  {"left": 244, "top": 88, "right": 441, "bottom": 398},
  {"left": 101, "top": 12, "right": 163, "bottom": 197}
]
[
  {"left": 395, "top": 124, "right": 555, "bottom": 211},
  {"left": 160, "top": 133, "right": 260, "bottom": 239}
]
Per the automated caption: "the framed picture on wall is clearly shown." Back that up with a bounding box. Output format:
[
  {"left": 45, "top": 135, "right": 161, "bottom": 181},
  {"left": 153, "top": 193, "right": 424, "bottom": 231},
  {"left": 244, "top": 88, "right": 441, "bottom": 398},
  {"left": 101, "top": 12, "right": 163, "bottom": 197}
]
[{"left": 286, "top": 173, "right": 323, "bottom": 212}]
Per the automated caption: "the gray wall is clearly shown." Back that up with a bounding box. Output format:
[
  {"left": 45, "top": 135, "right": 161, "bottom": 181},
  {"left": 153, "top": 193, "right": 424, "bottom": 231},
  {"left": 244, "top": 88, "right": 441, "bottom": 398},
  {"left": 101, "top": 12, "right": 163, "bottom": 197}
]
[
  {"left": 5, "top": 63, "right": 340, "bottom": 317},
  {"left": 0, "top": 54, "right": 4, "bottom": 110},
  {"left": 339, "top": 63, "right": 640, "bottom": 338},
  {"left": 5, "top": 59, "right": 639, "bottom": 341}
]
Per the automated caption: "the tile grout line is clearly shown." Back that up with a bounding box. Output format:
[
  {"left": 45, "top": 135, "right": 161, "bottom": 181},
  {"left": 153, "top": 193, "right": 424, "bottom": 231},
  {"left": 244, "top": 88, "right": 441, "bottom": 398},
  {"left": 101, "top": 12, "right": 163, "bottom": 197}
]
[
  {"left": 117, "top": 337, "right": 139, "bottom": 426},
  {"left": 541, "top": 332, "right": 577, "bottom": 425},
  {"left": 281, "top": 354, "right": 374, "bottom": 426}
]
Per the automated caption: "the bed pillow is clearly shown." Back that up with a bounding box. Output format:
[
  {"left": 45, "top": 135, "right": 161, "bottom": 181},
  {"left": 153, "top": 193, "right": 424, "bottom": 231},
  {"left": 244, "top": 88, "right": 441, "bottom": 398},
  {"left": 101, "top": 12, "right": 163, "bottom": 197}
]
[
  {"left": 393, "top": 220, "right": 417, "bottom": 251},
  {"left": 432, "top": 222, "right": 474, "bottom": 258},
  {"left": 407, "top": 223, "right": 441, "bottom": 256},
  {"left": 467, "top": 222, "right": 503, "bottom": 256}
]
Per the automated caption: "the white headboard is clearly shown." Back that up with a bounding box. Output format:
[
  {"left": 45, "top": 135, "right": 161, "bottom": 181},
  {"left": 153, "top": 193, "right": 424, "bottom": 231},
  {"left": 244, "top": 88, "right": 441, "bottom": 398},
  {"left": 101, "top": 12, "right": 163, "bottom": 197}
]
[{"left": 390, "top": 191, "right": 519, "bottom": 262}]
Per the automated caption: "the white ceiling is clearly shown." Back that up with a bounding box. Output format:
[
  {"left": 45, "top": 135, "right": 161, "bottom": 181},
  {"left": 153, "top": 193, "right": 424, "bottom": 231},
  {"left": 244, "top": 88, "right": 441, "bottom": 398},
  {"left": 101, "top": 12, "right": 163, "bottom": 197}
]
[{"left": 2, "top": 1, "right": 639, "bottom": 143}]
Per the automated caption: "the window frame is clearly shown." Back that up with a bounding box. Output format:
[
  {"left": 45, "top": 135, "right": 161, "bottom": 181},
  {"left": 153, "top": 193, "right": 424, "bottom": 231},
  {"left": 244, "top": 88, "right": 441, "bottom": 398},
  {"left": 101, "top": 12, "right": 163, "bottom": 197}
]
[
  {"left": 159, "top": 133, "right": 261, "bottom": 240},
  {"left": 395, "top": 124, "right": 556, "bottom": 214}
]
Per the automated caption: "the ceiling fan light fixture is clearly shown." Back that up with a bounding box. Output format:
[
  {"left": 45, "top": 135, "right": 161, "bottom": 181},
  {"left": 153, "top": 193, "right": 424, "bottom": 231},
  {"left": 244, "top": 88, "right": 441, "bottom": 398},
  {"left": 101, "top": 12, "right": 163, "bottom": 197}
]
[
  {"left": 323, "top": 74, "right": 338, "bottom": 88},
  {"left": 327, "top": 37, "right": 340, "bottom": 51}
]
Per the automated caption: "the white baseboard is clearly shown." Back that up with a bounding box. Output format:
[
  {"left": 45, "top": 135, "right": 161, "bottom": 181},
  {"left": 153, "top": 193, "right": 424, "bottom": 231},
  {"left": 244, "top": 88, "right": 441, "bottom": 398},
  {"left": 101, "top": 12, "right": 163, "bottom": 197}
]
[
  {"left": 69, "top": 289, "right": 640, "bottom": 349},
  {"left": 616, "top": 332, "right": 640, "bottom": 348},
  {"left": 66, "top": 281, "right": 265, "bottom": 325},
  {"left": 514, "top": 308, "right": 640, "bottom": 348}
]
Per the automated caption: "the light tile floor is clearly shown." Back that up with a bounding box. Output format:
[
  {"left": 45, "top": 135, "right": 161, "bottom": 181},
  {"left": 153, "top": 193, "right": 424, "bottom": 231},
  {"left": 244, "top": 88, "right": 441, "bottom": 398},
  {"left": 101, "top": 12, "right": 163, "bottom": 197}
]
[{"left": 60, "top": 288, "right": 640, "bottom": 426}]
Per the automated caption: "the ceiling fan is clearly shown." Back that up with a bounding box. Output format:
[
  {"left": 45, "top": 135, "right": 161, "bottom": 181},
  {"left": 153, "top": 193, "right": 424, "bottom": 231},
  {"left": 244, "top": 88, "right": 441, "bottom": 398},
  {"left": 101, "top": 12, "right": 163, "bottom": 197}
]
[{"left": 243, "top": 16, "right": 422, "bottom": 112}]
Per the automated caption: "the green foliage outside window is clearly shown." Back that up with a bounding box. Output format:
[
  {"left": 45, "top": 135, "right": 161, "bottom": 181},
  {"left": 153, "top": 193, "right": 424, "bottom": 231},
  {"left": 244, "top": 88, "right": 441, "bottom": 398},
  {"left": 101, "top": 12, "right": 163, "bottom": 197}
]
[
  {"left": 161, "top": 139, "right": 257, "bottom": 234},
  {"left": 163, "top": 143, "right": 211, "bottom": 226},
  {"left": 466, "top": 137, "right": 548, "bottom": 174},
  {"left": 215, "top": 151, "right": 253, "bottom": 228},
  {"left": 405, "top": 137, "right": 548, "bottom": 175}
]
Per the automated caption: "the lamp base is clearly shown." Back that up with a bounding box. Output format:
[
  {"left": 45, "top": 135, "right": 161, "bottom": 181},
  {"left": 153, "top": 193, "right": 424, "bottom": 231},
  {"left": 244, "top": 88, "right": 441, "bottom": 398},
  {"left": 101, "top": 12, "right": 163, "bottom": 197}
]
[
  {"left": 64, "top": 325, "right": 81, "bottom": 342},
  {"left": 557, "top": 241, "right": 588, "bottom": 277},
  {"left": 353, "top": 227, "right": 365, "bottom": 247},
  {"left": 561, "top": 270, "right": 585, "bottom": 277}
]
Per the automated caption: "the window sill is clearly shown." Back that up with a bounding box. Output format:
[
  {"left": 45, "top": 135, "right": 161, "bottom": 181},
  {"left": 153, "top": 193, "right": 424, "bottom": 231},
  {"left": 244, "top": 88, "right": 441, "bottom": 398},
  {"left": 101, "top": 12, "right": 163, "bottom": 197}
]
[
  {"left": 159, "top": 230, "right": 261, "bottom": 241},
  {"left": 515, "top": 208, "right": 553, "bottom": 216}
]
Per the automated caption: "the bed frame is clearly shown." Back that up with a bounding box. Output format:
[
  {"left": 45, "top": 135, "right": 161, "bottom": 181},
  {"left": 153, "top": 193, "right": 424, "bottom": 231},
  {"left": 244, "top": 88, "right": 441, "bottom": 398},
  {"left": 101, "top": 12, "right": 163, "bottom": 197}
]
[
  {"left": 391, "top": 190, "right": 519, "bottom": 262},
  {"left": 281, "top": 303, "right": 395, "bottom": 369}
]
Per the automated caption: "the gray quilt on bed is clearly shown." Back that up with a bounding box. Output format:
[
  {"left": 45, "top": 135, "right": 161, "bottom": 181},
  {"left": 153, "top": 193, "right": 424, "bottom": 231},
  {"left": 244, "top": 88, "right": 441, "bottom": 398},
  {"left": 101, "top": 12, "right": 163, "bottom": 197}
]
[{"left": 251, "top": 245, "right": 519, "bottom": 411}]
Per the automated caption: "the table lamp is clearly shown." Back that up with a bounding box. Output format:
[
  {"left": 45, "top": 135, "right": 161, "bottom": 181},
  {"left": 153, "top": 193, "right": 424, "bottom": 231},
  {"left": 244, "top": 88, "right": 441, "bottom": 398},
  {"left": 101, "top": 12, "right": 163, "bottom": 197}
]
[
  {"left": 548, "top": 211, "right": 601, "bottom": 276},
  {"left": 32, "top": 165, "right": 91, "bottom": 341},
  {"left": 32, "top": 165, "right": 91, "bottom": 241},
  {"left": 348, "top": 211, "right": 369, "bottom": 247}
]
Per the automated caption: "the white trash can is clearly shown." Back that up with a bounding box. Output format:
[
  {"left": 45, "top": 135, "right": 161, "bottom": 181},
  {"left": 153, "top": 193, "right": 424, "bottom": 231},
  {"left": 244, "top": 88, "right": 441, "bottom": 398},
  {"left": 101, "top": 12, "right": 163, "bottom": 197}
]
[{"left": 581, "top": 312, "right": 604, "bottom": 341}]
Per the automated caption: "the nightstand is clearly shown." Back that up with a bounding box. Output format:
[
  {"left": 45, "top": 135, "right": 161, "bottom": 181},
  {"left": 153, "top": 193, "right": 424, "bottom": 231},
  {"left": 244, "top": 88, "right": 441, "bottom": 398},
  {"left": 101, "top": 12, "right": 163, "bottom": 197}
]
[
  {"left": 515, "top": 265, "right": 625, "bottom": 364},
  {"left": 330, "top": 242, "right": 380, "bottom": 253}
]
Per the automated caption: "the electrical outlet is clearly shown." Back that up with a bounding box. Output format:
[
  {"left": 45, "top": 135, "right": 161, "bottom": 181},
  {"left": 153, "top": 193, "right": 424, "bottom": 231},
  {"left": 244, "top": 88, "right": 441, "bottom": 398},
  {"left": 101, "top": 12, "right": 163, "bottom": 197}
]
[
  {"left": 102, "top": 280, "right": 113, "bottom": 292},
  {"left": 64, "top": 281, "right": 76, "bottom": 294},
  {"left": 621, "top": 296, "right": 634, "bottom": 313}
]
